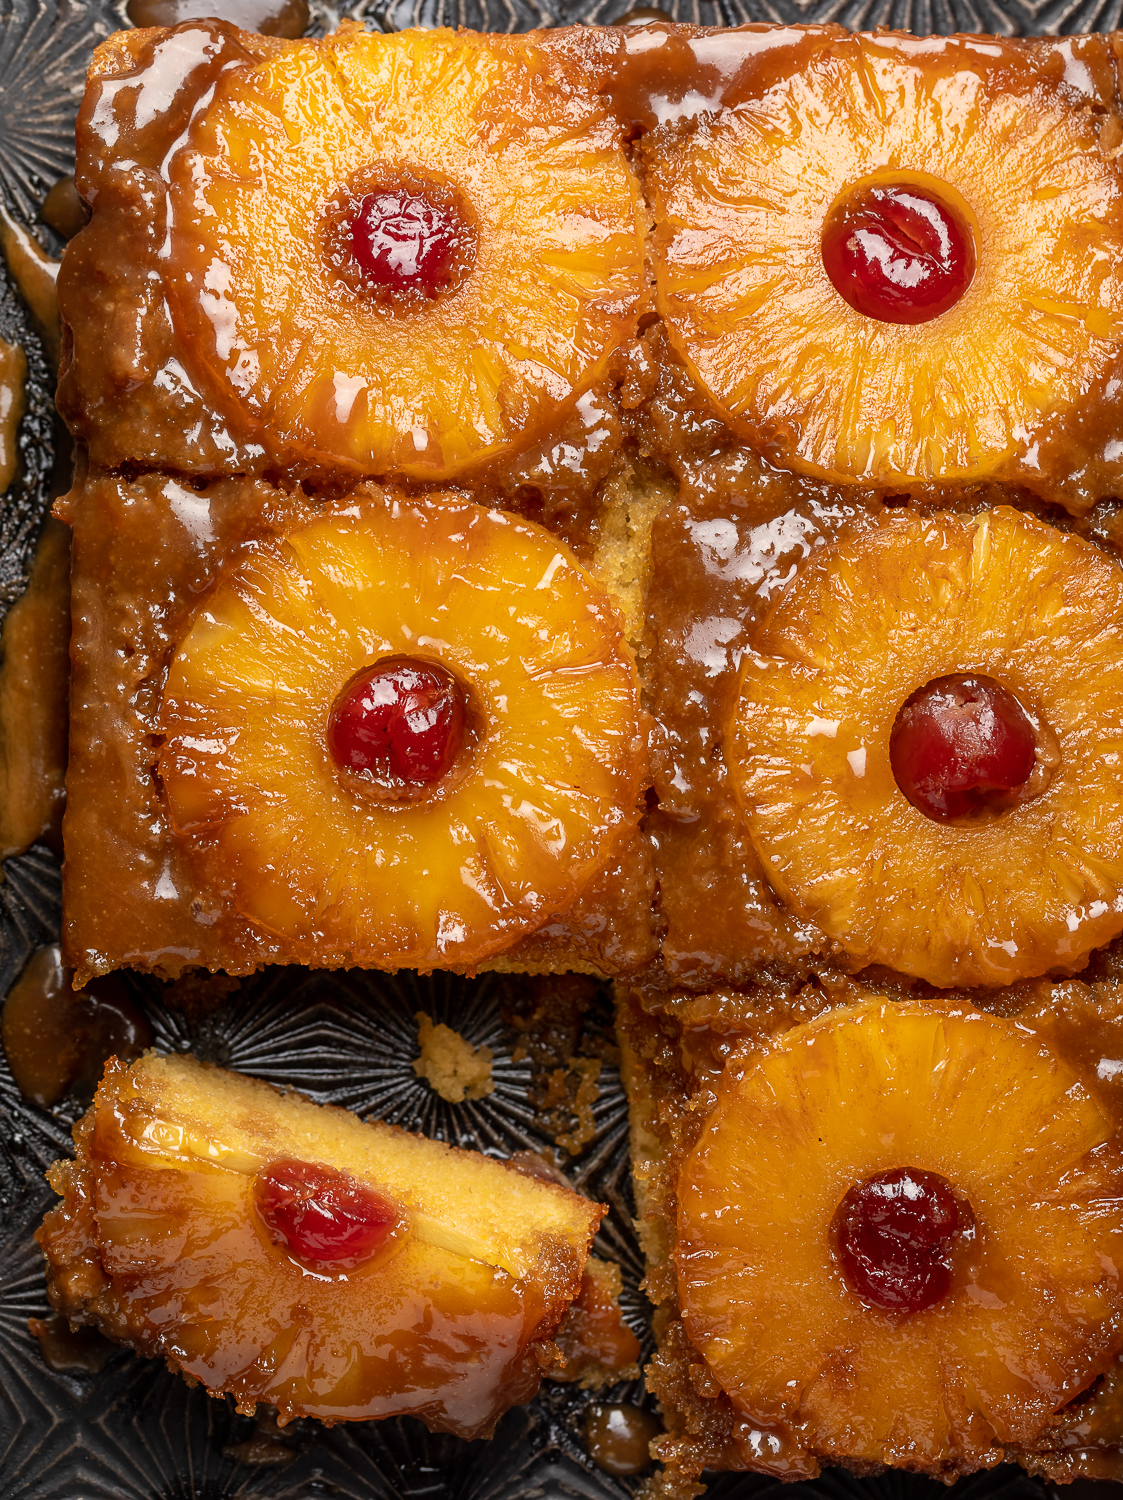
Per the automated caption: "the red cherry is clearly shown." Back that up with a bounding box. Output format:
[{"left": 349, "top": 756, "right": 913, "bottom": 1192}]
[
  {"left": 347, "top": 186, "right": 472, "bottom": 301},
  {"left": 328, "top": 656, "right": 467, "bottom": 787},
  {"left": 834, "top": 1167, "right": 964, "bottom": 1314},
  {"left": 252, "top": 1158, "right": 399, "bottom": 1269},
  {"left": 890, "top": 673, "right": 1038, "bottom": 823},
  {"left": 821, "top": 182, "right": 975, "bottom": 325}
]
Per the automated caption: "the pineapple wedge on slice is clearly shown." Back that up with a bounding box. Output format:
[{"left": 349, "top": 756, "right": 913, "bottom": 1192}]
[{"left": 38, "top": 1052, "right": 603, "bottom": 1437}]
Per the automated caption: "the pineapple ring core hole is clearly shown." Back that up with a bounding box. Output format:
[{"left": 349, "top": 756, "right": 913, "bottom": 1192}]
[
  {"left": 831, "top": 1166, "right": 975, "bottom": 1315},
  {"left": 821, "top": 174, "right": 977, "bottom": 326},
  {"left": 327, "top": 655, "right": 477, "bottom": 805},
  {"left": 322, "top": 169, "right": 478, "bottom": 313},
  {"left": 889, "top": 672, "right": 1060, "bottom": 824}
]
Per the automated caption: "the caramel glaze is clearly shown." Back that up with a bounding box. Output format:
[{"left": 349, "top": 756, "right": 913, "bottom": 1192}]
[
  {"left": 41, "top": 177, "right": 89, "bottom": 243},
  {"left": 40, "top": 1128, "right": 551, "bottom": 1439},
  {"left": 58, "top": 471, "right": 655, "bottom": 985},
  {"left": 550, "top": 1257, "right": 641, "bottom": 1387},
  {"left": 0, "top": 335, "right": 26, "bottom": 494},
  {"left": 125, "top": 0, "right": 308, "bottom": 37},
  {"left": 0, "top": 203, "right": 61, "bottom": 368},
  {"left": 28, "top": 1312, "right": 117, "bottom": 1374},
  {"left": 1, "top": 943, "right": 151, "bottom": 1108},
  {"left": 617, "top": 965, "right": 1123, "bottom": 1484},
  {"left": 584, "top": 1401, "right": 662, "bottom": 1475},
  {"left": 0, "top": 518, "right": 70, "bottom": 866},
  {"left": 37, "top": 1059, "right": 591, "bottom": 1438},
  {"left": 58, "top": 21, "right": 1123, "bottom": 516}
]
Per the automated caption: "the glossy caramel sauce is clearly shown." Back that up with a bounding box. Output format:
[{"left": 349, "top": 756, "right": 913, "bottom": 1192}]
[
  {"left": 59, "top": 473, "right": 300, "bottom": 981},
  {"left": 40, "top": 177, "right": 89, "bottom": 242},
  {"left": 1020, "top": 1356, "right": 1123, "bottom": 1482},
  {"left": 28, "top": 1312, "right": 117, "bottom": 1374},
  {"left": 2, "top": 943, "right": 151, "bottom": 1107},
  {"left": 0, "top": 518, "right": 70, "bottom": 866},
  {"left": 222, "top": 1407, "right": 298, "bottom": 1467},
  {"left": 636, "top": 327, "right": 872, "bottom": 984},
  {"left": 0, "top": 203, "right": 61, "bottom": 367},
  {"left": 125, "top": 0, "right": 309, "bottom": 36},
  {"left": 551, "top": 1256, "right": 641, "bottom": 1386},
  {"left": 584, "top": 1401, "right": 662, "bottom": 1475},
  {"left": 0, "top": 336, "right": 26, "bottom": 495}
]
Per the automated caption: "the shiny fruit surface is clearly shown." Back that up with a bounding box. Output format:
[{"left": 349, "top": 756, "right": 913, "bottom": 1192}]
[
  {"left": 159, "top": 490, "right": 643, "bottom": 970},
  {"left": 253, "top": 1158, "right": 399, "bottom": 1269},
  {"left": 328, "top": 658, "right": 466, "bottom": 788},
  {"left": 889, "top": 673, "right": 1038, "bottom": 822},
  {"left": 834, "top": 1167, "right": 963, "bottom": 1313},
  {"left": 728, "top": 507, "right": 1123, "bottom": 988},
  {"left": 676, "top": 999, "right": 1123, "bottom": 1470},
  {"left": 167, "top": 27, "right": 644, "bottom": 479},
  {"left": 646, "top": 33, "right": 1123, "bottom": 494},
  {"left": 346, "top": 185, "right": 474, "bottom": 305},
  {"left": 821, "top": 181, "right": 974, "bottom": 324},
  {"left": 37, "top": 1052, "right": 602, "bottom": 1435}
]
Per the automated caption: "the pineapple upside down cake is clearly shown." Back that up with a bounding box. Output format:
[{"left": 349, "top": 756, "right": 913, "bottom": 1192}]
[
  {"left": 45, "top": 9, "right": 1123, "bottom": 1490},
  {"left": 39, "top": 1052, "right": 604, "bottom": 1436}
]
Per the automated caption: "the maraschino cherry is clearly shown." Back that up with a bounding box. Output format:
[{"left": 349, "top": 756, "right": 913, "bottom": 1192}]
[
  {"left": 252, "top": 1158, "right": 399, "bottom": 1269},
  {"left": 822, "top": 181, "right": 975, "bottom": 325},
  {"left": 328, "top": 656, "right": 467, "bottom": 787},
  {"left": 834, "top": 1167, "right": 965, "bottom": 1314},
  {"left": 347, "top": 184, "right": 473, "bottom": 302},
  {"left": 890, "top": 672, "right": 1038, "bottom": 823}
]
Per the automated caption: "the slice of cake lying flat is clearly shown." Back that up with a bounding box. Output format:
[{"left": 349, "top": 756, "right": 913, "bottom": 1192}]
[{"left": 38, "top": 1052, "right": 603, "bottom": 1438}]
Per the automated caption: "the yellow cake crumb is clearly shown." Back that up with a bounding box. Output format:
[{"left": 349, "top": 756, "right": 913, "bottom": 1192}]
[
  {"left": 593, "top": 466, "right": 675, "bottom": 657},
  {"left": 413, "top": 1012, "right": 494, "bottom": 1103}
]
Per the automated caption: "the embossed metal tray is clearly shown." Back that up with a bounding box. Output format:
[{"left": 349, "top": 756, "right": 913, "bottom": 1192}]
[{"left": 0, "top": 0, "right": 1113, "bottom": 1496}]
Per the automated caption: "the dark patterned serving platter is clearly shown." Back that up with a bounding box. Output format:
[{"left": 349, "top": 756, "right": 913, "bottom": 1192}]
[{"left": 0, "top": 0, "right": 1118, "bottom": 1497}]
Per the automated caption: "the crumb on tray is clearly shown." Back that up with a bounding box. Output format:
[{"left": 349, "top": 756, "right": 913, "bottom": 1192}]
[{"left": 412, "top": 1011, "right": 494, "bottom": 1103}]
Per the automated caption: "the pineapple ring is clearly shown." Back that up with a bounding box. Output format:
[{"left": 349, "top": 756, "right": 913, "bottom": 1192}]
[
  {"left": 677, "top": 998, "right": 1123, "bottom": 1471},
  {"left": 727, "top": 507, "right": 1123, "bottom": 988},
  {"left": 166, "top": 27, "right": 645, "bottom": 481},
  {"left": 157, "top": 491, "right": 643, "bottom": 970},
  {"left": 646, "top": 33, "right": 1123, "bottom": 501}
]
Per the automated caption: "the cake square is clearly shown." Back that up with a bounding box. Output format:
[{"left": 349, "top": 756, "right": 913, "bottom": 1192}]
[
  {"left": 58, "top": 19, "right": 643, "bottom": 496},
  {"left": 60, "top": 470, "right": 654, "bottom": 985}
]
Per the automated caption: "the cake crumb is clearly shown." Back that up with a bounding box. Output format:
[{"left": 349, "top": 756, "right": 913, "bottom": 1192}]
[
  {"left": 413, "top": 1011, "right": 494, "bottom": 1103},
  {"left": 550, "top": 1056, "right": 603, "bottom": 1155},
  {"left": 551, "top": 1256, "right": 642, "bottom": 1389}
]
